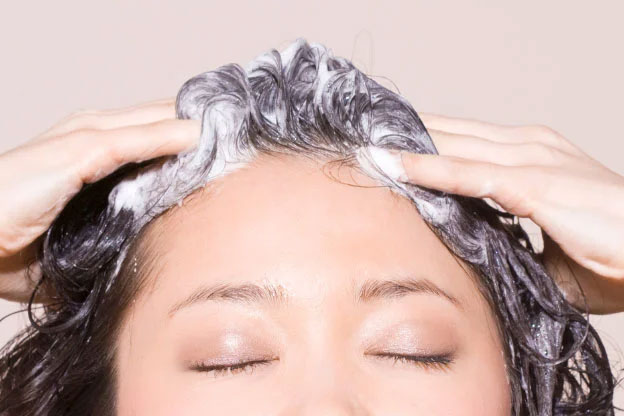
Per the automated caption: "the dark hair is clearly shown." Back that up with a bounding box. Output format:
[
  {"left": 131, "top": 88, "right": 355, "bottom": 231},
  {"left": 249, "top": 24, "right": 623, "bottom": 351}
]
[{"left": 0, "top": 38, "right": 618, "bottom": 415}]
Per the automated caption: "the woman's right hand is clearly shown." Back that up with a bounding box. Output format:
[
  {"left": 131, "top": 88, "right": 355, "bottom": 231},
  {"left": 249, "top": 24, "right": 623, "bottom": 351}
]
[{"left": 0, "top": 98, "right": 201, "bottom": 303}]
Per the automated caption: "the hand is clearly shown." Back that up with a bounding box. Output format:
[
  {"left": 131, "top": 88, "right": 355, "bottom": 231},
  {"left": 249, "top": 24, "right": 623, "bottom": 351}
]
[
  {"left": 0, "top": 98, "right": 200, "bottom": 303},
  {"left": 388, "top": 113, "right": 624, "bottom": 314}
]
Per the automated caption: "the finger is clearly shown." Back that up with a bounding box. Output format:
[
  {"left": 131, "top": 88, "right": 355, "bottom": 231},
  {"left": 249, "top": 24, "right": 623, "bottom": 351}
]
[
  {"left": 396, "top": 151, "right": 535, "bottom": 217},
  {"left": 70, "top": 118, "right": 201, "bottom": 183},
  {"left": 36, "top": 97, "right": 177, "bottom": 141},
  {"left": 428, "top": 129, "right": 570, "bottom": 167},
  {"left": 419, "top": 112, "right": 586, "bottom": 157},
  {"left": 419, "top": 112, "right": 521, "bottom": 143}
]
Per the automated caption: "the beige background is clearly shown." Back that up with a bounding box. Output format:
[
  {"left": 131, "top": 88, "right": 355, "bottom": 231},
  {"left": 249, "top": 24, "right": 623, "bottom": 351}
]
[{"left": 1, "top": 0, "right": 622, "bottom": 409}]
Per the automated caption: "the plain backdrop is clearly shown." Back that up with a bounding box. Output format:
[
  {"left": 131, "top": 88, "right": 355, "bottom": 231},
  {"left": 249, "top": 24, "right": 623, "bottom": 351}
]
[{"left": 1, "top": 0, "right": 623, "bottom": 409}]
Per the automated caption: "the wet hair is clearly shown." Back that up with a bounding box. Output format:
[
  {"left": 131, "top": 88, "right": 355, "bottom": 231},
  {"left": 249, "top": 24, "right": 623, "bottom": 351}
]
[{"left": 0, "top": 38, "right": 618, "bottom": 415}]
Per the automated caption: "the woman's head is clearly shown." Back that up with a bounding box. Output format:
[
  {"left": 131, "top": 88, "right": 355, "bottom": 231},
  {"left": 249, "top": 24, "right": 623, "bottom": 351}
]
[{"left": 0, "top": 38, "right": 615, "bottom": 415}]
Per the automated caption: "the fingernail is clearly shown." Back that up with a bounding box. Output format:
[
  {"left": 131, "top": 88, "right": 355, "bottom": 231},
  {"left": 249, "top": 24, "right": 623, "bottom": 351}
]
[{"left": 365, "top": 146, "right": 408, "bottom": 182}]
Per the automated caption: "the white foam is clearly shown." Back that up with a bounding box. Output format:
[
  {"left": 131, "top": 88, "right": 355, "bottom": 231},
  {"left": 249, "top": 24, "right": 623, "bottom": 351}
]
[
  {"left": 356, "top": 145, "right": 452, "bottom": 227},
  {"left": 366, "top": 146, "right": 406, "bottom": 182}
]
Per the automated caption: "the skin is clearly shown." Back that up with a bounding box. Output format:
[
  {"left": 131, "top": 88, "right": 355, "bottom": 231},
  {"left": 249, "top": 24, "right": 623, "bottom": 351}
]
[
  {"left": 1, "top": 98, "right": 623, "bottom": 412},
  {"left": 115, "top": 152, "right": 511, "bottom": 415}
]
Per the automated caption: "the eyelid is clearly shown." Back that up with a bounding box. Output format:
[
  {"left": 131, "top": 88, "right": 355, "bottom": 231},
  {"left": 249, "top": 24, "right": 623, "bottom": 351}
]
[
  {"left": 366, "top": 348, "right": 454, "bottom": 357},
  {"left": 363, "top": 342, "right": 457, "bottom": 357},
  {"left": 357, "top": 320, "right": 460, "bottom": 357},
  {"left": 188, "top": 357, "right": 279, "bottom": 378},
  {"left": 365, "top": 351, "right": 456, "bottom": 371},
  {"left": 187, "top": 353, "right": 280, "bottom": 369}
]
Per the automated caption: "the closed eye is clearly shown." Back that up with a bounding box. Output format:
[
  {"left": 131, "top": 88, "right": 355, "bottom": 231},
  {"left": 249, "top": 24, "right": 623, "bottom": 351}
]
[
  {"left": 189, "top": 358, "right": 277, "bottom": 378},
  {"left": 367, "top": 352, "right": 455, "bottom": 372}
]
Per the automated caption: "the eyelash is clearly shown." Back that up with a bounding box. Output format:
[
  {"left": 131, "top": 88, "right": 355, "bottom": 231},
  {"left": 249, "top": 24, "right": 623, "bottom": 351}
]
[
  {"left": 371, "top": 352, "right": 454, "bottom": 372},
  {"left": 189, "top": 358, "right": 275, "bottom": 378},
  {"left": 190, "top": 353, "right": 454, "bottom": 378}
]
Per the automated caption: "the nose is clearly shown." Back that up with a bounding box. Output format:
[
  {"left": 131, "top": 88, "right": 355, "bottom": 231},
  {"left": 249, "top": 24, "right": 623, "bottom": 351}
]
[
  {"left": 276, "top": 353, "right": 372, "bottom": 416},
  {"left": 276, "top": 305, "right": 372, "bottom": 415},
  {"left": 279, "top": 392, "right": 371, "bottom": 416}
]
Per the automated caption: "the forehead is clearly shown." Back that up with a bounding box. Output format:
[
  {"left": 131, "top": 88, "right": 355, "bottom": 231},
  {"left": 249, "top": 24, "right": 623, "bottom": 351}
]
[{"left": 139, "top": 152, "right": 477, "bottom": 307}]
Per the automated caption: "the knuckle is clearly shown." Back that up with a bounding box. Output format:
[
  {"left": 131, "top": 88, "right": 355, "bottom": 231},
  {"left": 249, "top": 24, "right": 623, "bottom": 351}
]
[
  {"left": 100, "top": 136, "right": 133, "bottom": 168},
  {"left": 152, "top": 118, "right": 177, "bottom": 131},
  {"left": 533, "top": 165, "right": 561, "bottom": 183},
  {"left": 445, "top": 156, "right": 465, "bottom": 178},
  {"left": 73, "top": 137, "right": 124, "bottom": 183},
  {"left": 524, "top": 142, "right": 566, "bottom": 165},
  {"left": 493, "top": 166, "right": 535, "bottom": 216},
  {"left": 518, "top": 167, "right": 551, "bottom": 215},
  {"left": 72, "top": 108, "right": 102, "bottom": 117},
  {"left": 0, "top": 234, "right": 21, "bottom": 257},
  {"left": 101, "top": 140, "right": 125, "bottom": 166},
  {"left": 446, "top": 158, "right": 472, "bottom": 194},
  {"left": 67, "top": 109, "right": 99, "bottom": 124},
  {"left": 65, "top": 127, "right": 98, "bottom": 142},
  {"left": 481, "top": 163, "right": 503, "bottom": 197},
  {"left": 519, "top": 124, "right": 566, "bottom": 146},
  {"left": 514, "top": 124, "right": 573, "bottom": 155},
  {"left": 526, "top": 124, "right": 560, "bottom": 138},
  {"left": 58, "top": 109, "right": 103, "bottom": 131}
]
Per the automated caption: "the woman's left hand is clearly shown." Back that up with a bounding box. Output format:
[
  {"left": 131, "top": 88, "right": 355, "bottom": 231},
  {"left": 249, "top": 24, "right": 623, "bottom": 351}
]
[{"left": 387, "top": 114, "right": 624, "bottom": 314}]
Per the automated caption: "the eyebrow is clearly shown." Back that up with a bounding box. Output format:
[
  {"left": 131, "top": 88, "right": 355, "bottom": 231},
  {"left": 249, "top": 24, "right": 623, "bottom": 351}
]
[{"left": 167, "top": 277, "right": 463, "bottom": 318}]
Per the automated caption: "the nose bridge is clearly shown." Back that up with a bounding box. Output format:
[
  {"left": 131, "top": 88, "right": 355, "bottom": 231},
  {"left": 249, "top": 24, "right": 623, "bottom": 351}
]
[
  {"left": 283, "top": 394, "right": 370, "bottom": 416},
  {"left": 278, "top": 305, "right": 371, "bottom": 416},
  {"left": 279, "top": 367, "right": 371, "bottom": 416}
]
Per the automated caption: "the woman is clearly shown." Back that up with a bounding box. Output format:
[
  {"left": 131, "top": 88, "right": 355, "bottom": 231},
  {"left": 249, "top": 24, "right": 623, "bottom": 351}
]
[{"left": 0, "top": 38, "right": 622, "bottom": 415}]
